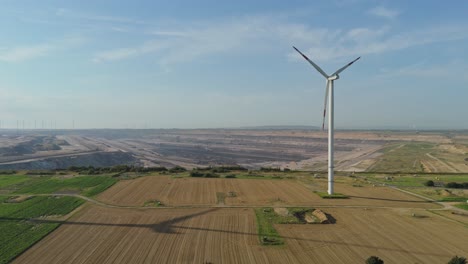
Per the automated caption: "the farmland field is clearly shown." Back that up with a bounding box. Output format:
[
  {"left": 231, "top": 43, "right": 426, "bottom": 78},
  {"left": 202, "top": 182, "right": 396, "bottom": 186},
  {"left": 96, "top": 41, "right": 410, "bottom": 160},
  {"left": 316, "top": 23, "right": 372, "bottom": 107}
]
[
  {"left": 0, "top": 174, "right": 119, "bottom": 264},
  {"left": 368, "top": 142, "right": 468, "bottom": 173},
  {"left": 0, "top": 174, "right": 118, "bottom": 197},
  {"left": 0, "top": 175, "right": 29, "bottom": 189},
  {"left": 14, "top": 205, "right": 468, "bottom": 264},
  {"left": 97, "top": 175, "right": 439, "bottom": 208},
  {"left": 363, "top": 173, "right": 468, "bottom": 202},
  {"left": 0, "top": 195, "right": 84, "bottom": 264},
  {"left": 2, "top": 167, "right": 467, "bottom": 263}
]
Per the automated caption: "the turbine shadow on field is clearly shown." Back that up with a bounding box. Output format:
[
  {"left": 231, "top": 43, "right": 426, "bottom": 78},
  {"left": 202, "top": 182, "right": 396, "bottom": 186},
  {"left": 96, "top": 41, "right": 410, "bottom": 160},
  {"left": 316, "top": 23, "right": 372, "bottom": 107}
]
[
  {"left": 0, "top": 208, "right": 218, "bottom": 235},
  {"left": 0, "top": 209, "right": 450, "bottom": 258},
  {"left": 170, "top": 225, "right": 450, "bottom": 257},
  {"left": 149, "top": 208, "right": 219, "bottom": 234}
]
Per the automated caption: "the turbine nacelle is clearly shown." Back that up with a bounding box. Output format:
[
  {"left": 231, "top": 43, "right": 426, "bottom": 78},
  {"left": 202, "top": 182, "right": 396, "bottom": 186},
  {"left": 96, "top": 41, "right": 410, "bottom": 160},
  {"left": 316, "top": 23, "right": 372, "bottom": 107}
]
[{"left": 293, "top": 45, "right": 359, "bottom": 130}]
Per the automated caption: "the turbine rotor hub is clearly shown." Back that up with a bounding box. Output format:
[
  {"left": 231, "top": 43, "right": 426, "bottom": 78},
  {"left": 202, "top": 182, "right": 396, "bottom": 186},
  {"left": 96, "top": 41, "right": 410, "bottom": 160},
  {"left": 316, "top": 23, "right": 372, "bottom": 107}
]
[{"left": 328, "top": 75, "right": 339, "bottom": 81}]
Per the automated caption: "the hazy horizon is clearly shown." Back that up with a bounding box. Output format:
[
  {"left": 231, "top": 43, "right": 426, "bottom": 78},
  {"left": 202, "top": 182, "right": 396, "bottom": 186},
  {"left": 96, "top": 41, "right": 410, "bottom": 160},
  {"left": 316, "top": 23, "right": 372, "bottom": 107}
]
[
  {"left": 1, "top": 1, "right": 468, "bottom": 129},
  {"left": 1, "top": 124, "right": 467, "bottom": 131}
]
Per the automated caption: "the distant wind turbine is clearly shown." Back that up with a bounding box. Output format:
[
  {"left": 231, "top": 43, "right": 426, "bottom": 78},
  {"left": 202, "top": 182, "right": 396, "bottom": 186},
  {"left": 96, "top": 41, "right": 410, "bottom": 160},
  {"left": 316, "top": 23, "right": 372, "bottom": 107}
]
[{"left": 293, "top": 46, "right": 360, "bottom": 195}]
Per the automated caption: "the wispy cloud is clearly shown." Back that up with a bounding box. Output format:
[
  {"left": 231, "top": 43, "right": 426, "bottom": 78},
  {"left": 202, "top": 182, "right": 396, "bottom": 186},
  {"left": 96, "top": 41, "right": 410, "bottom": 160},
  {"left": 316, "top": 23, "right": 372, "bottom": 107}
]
[
  {"left": 93, "top": 40, "right": 168, "bottom": 63},
  {"left": 0, "top": 45, "right": 52, "bottom": 62},
  {"left": 93, "top": 16, "right": 333, "bottom": 64},
  {"left": 56, "top": 8, "right": 148, "bottom": 25},
  {"left": 368, "top": 6, "right": 400, "bottom": 19},
  {"left": 0, "top": 36, "right": 85, "bottom": 63},
  {"left": 289, "top": 24, "right": 468, "bottom": 62},
  {"left": 92, "top": 13, "right": 468, "bottom": 67}
]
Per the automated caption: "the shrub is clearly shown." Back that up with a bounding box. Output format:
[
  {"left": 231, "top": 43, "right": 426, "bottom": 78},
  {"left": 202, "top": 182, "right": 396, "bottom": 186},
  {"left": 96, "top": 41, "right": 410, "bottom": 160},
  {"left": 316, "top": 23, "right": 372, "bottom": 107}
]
[
  {"left": 211, "top": 167, "right": 228, "bottom": 173},
  {"left": 194, "top": 167, "right": 213, "bottom": 171},
  {"left": 190, "top": 171, "right": 204, "bottom": 177},
  {"left": 366, "top": 256, "right": 384, "bottom": 264},
  {"left": 204, "top": 172, "right": 220, "bottom": 178},
  {"left": 446, "top": 182, "right": 459, "bottom": 188},
  {"left": 189, "top": 171, "right": 219, "bottom": 178},
  {"left": 448, "top": 256, "right": 467, "bottom": 264},
  {"left": 445, "top": 182, "right": 468, "bottom": 189},
  {"left": 424, "top": 180, "right": 435, "bottom": 187},
  {"left": 169, "top": 166, "right": 186, "bottom": 173},
  {"left": 110, "top": 165, "right": 131, "bottom": 172},
  {"left": 260, "top": 167, "right": 281, "bottom": 172},
  {"left": 0, "top": 170, "right": 17, "bottom": 175},
  {"left": 25, "top": 171, "right": 55, "bottom": 175},
  {"left": 225, "top": 174, "right": 237, "bottom": 178}
]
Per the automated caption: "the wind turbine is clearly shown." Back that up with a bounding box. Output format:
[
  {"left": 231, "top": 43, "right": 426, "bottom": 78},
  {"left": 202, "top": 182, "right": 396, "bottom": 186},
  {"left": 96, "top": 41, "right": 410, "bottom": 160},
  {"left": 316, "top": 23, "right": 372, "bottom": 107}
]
[{"left": 293, "top": 46, "right": 360, "bottom": 195}]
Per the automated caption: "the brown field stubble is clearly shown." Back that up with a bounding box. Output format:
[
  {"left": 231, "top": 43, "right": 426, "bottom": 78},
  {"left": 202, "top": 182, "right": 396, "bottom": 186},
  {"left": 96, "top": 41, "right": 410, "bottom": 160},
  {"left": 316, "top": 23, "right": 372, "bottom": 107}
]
[
  {"left": 14, "top": 206, "right": 468, "bottom": 264},
  {"left": 97, "top": 176, "right": 439, "bottom": 208}
]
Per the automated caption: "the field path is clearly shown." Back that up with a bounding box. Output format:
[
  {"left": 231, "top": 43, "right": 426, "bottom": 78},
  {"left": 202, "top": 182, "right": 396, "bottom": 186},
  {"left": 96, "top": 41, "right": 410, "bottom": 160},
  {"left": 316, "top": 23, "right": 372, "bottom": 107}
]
[{"left": 27, "top": 191, "right": 449, "bottom": 212}]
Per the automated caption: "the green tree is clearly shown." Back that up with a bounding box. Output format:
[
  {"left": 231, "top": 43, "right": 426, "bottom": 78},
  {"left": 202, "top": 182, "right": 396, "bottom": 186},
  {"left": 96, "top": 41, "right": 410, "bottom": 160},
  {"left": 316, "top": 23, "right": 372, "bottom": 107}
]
[
  {"left": 366, "top": 256, "right": 384, "bottom": 264},
  {"left": 424, "top": 180, "right": 434, "bottom": 187},
  {"left": 448, "top": 256, "right": 467, "bottom": 264}
]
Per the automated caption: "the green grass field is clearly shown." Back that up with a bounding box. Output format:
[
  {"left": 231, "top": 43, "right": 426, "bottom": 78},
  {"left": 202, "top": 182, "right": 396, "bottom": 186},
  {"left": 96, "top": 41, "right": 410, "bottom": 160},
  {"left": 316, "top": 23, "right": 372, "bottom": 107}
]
[
  {"left": 3, "top": 175, "right": 118, "bottom": 197},
  {"left": 314, "top": 191, "right": 349, "bottom": 199},
  {"left": 454, "top": 203, "right": 468, "bottom": 210},
  {"left": 366, "top": 174, "right": 468, "bottom": 187},
  {"left": 254, "top": 207, "right": 317, "bottom": 245},
  {"left": 0, "top": 175, "right": 30, "bottom": 189},
  {"left": 0, "top": 173, "right": 121, "bottom": 263},
  {"left": 368, "top": 143, "right": 436, "bottom": 172},
  {"left": 0, "top": 195, "right": 84, "bottom": 264},
  {"left": 361, "top": 172, "right": 468, "bottom": 201},
  {"left": 368, "top": 141, "right": 468, "bottom": 174}
]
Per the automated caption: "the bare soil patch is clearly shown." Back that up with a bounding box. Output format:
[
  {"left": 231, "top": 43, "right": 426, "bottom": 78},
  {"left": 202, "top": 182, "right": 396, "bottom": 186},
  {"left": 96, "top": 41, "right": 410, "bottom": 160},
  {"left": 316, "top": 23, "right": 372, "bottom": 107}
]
[
  {"left": 274, "top": 207, "right": 289, "bottom": 217},
  {"left": 5, "top": 195, "right": 32, "bottom": 203}
]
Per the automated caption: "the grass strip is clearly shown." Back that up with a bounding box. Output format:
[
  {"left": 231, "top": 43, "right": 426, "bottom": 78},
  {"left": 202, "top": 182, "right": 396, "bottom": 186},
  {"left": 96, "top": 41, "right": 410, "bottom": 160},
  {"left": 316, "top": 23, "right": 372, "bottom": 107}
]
[
  {"left": 254, "top": 208, "right": 284, "bottom": 246},
  {"left": 438, "top": 197, "right": 468, "bottom": 202},
  {"left": 454, "top": 203, "right": 468, "bottom": 211},
  {"left": 314, "top": 191, "right": 349, "bottom": 199}
]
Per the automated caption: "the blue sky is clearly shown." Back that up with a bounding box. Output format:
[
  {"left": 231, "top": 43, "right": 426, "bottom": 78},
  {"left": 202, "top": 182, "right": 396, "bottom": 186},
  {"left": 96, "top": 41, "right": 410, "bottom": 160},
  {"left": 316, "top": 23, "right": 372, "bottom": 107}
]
[{"left": 1, "top": 0, "right": 467, "bottom": 129}]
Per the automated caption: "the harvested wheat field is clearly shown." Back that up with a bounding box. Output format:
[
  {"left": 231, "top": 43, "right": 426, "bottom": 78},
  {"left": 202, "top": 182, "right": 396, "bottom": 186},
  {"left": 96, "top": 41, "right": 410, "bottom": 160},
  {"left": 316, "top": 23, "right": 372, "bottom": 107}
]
[
  {"left": 314, "top": 182, "right": 440, "bottom": 209},
  {"left": 97, "top": 176, "right": 439, "bottom": 209},
  {"left": 97, "top": 176, "right": 319, "bottom": 206},
  {"left": 272, "top": 208, "right": 468, "bottom": 263},
  {"left": 14, "top": 206, "right": 468, "bottom": 264},
  {"left": 14, "top": 206, "right": 261, "bottom": 264}
]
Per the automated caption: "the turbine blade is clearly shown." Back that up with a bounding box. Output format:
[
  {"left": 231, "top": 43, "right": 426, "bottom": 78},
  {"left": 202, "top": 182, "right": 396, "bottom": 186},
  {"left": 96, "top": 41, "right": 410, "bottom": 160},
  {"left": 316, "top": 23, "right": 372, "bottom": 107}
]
[
  {"left": 332, "top": 57, "right": 361, "bottom": 76},
  {"left": 293, "top": 46, "right": 328, "bottom": 78},
  {"left": 322, "top": 80, "right": 330, "bottom": 131}
]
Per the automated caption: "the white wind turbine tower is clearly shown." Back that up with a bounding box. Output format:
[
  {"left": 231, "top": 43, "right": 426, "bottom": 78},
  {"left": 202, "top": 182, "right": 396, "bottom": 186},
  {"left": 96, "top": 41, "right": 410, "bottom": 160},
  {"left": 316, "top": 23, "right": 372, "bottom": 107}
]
[{"left": 293, "top": 46, "right": 360, "bottom": 195}]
